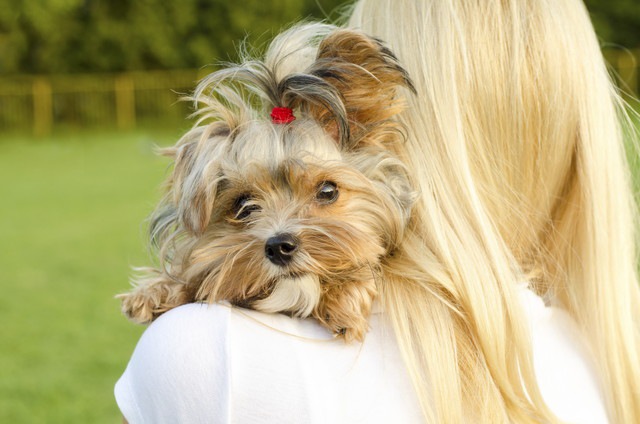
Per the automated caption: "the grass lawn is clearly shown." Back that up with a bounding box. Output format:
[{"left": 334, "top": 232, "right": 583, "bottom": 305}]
[{"left": 0, "top": 128, "right": 184, "bottom": 423}]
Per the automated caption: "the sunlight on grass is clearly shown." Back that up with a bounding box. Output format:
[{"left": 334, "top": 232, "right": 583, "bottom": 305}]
[{"left": 0, "top": 129, "right": 181, "bottom": 423}]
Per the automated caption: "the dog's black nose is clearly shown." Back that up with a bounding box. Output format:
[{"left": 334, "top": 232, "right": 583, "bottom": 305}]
[{"left": 265, "top": 234, "right": 298, "bottom": 266}]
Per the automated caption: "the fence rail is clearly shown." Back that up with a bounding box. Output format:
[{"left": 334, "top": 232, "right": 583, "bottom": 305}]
[
  {"left": 1, "top": 49, "right": 638, "bottom": 136},
  {"left": 0, "top": 69, "right": 210, "bottom": 136}
]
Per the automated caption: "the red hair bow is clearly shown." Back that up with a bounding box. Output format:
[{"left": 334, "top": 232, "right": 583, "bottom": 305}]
[{"left": 271, "top": 107, "right": 296, "bottom": 124}]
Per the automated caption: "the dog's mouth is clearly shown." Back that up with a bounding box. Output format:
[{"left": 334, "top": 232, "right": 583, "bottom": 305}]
[
  {"left": 281, "top": 271, "right": 308, "bottom": 280},
  {"left": 233, "top": 272, "right": 322, "bottom": 318},
  {"left": 232, "top": 272, "right": 311, "bottom": 306},
  {"left": 229, "top": 260, "right": 380, "bottom": 321}
]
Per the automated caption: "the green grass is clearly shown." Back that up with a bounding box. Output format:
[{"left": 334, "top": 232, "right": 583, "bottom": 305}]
[{"left": 0, "top": 128, "right": 183, "bottom": 423}]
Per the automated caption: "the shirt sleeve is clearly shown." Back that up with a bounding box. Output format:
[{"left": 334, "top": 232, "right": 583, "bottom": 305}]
[
  {"left": 115, "top": 303, "right": 232, "bottom": 424},
  {"left": 520, "top": 289, "right": 610, "bottom": 424}
]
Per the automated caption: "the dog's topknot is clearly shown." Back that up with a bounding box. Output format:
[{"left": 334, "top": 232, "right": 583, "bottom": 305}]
[{"left": 192, "top": 23, "right": 415, "bottom": 150}]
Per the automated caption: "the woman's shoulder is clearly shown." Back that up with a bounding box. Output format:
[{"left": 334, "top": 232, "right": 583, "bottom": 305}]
[
  {"left": 148, "top": 301, "right": 335, "bottom": 338},
  {"left": 115, "top": 303, "right": 342, "bottom": 423},
  {"left": 115, "top": 303, "right": 236, "bottom": 423},
  {"left": 115, "top": 303, "right": 422, "bottom": 423},
  {"left": 127, "top": 301, "right": 336, "bottom": 354},
  {"left": 116, "top": 301, "right": 337, "bottom": 391},
  {"left": 139, "top": 302, "right": 232, "bottom": 342}
]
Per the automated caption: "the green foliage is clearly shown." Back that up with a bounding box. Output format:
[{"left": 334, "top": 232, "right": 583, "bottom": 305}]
[
  {"left": 0, "top": 0, "right": 351, "bottom": 74},
  {"left": 585, "top": 0, "right": 640, "bottom": 48}
]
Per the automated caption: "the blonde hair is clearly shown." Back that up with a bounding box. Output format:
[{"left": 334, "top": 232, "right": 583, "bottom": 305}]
[{"left": 348, "top": 0, "right": 640, "bottom": 422}]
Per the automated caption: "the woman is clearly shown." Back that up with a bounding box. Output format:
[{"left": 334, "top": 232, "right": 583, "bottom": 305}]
[
  {"left": 348, "top": 1, "right": 640, "bottom": 422},
  {"left": 116, "top": 1, "right": 639, "bottom": 422}
]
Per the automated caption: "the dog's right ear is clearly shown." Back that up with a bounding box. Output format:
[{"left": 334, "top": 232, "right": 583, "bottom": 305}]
[
  {"left": 163, "top": 123, "right": 231, "bottom": 235},
  {"left": 302, "top": 29, "right": 415, "bottom": 149}
]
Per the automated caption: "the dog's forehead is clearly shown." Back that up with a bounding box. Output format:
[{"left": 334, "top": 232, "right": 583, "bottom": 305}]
[{"left": 230, "top": 120, "right": 342, "bottom": 169}]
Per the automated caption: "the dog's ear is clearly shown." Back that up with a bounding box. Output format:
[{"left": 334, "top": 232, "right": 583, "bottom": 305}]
[
  {"left": 167, "top": 84, "right": 249, "bottom": 235},
  {"left": 164, "top": 124, "right": 231, "bottom": 235},
  {"left": 306, "top": 29, "right": 415, "bottom": 149}
]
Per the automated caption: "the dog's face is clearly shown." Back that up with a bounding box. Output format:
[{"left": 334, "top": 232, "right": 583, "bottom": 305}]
[{"left": 169, "top": 117, "right": 413, "bottom": 339}]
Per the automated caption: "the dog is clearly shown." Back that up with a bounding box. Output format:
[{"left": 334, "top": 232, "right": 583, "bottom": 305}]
[{"left": 118, "top": 24, "right": 416, "bottom": 342}]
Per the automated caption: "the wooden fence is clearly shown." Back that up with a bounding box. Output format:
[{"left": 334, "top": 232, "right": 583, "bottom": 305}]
[
  {"left": 0, "top": 49, "right": 638, "bottom": 137},
  {"left": 0, "top": 69, "right": 209, "bottom": 136}
]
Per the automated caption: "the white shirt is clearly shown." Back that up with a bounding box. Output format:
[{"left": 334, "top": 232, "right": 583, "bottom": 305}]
[{"left": 115, "top": 288, "right": 609, "bottom": 423}]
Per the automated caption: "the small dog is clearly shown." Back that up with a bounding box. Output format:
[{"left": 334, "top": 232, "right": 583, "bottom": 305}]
[{"left": 118, "top": 24, "right": 416, "bottom": 342}]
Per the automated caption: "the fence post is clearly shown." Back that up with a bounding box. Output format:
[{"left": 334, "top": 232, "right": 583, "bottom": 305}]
[
  {"left": 115, "top": 74, "right": 136, "bottom": 130},
  {"left": 32, "top": 78, "right": 52, "bottom": 136}
]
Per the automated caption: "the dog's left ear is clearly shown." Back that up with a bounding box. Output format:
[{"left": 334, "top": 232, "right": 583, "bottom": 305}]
[
  {"left": 165, "top": 124, "right": 232, "bottom": 235},
  {"left": 306, "top": 29, "right": 415, "bottom": 149}
]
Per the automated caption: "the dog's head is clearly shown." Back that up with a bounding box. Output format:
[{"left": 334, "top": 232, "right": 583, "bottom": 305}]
[{"left": 154, "top": 25, "right": 415, "bottom": 340}]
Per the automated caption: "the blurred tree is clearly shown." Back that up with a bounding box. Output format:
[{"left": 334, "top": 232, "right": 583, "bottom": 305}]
[
  {"left": 585, "top": 0, "right": 640, "bottom": 48},
  {"left": 0, "top": 0, "right": 27, "bottom": 73},
  {"left": 303, "top": 0, "right": 352, "bottom": 22},
  {"left": 0, "top": 0, "right": 636, "bottom": 75},
  {"left": 0, "top": 0, "right": 325, "bottom": 73}
]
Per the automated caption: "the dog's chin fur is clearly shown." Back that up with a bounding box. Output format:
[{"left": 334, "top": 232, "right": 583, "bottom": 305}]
[
  {"left": 118, "top": 24, "right": 416, "bottom": 342},
  {"left": 253, "top": 274, "right": 321, "bottom": 318}
]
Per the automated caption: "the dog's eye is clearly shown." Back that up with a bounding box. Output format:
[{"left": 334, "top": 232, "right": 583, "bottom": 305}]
[
  {"left": 233, "top": 194, "right": 260, "bottom": 220},
  {"left": 316, "top": 181, "right": 339, "bottom": 204}
]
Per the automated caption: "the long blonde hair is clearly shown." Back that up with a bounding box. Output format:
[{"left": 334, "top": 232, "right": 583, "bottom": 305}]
[{"left": 348, "top": 0, "right": 640, "bottom": 422}]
